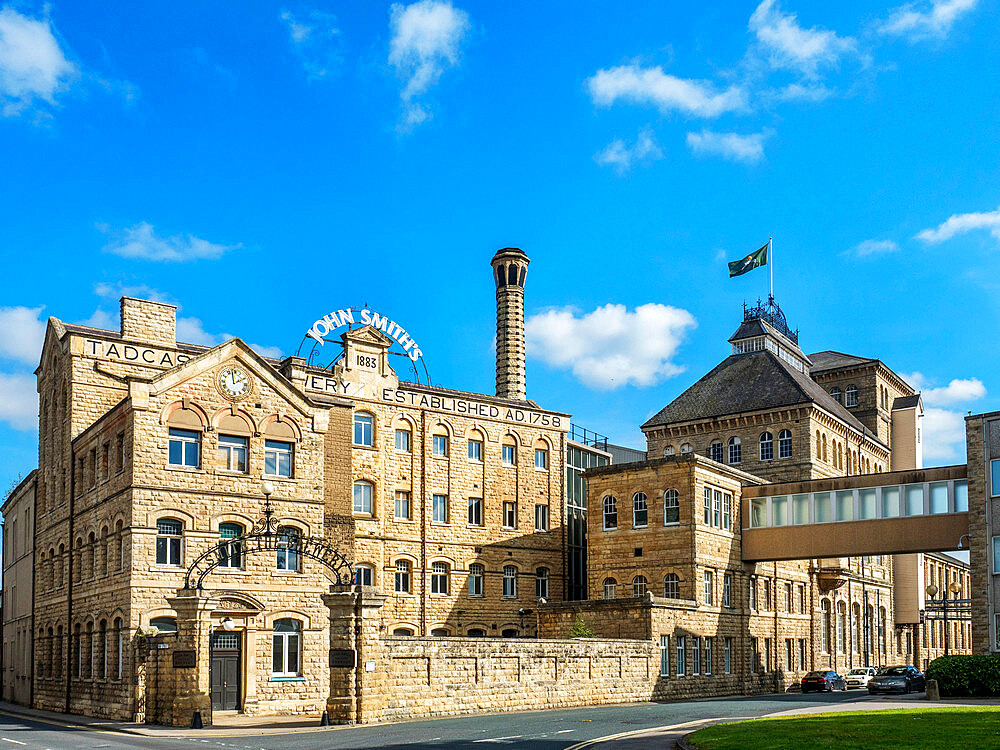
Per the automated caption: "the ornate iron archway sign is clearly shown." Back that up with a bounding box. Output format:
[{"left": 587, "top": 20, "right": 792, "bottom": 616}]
[{"left": 183, "top": 499, "right": 352, "bottom": 590}]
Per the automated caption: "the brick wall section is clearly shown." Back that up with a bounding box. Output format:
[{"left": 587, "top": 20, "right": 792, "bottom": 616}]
[{"left": 967, "top": 415, "right": 990, "bottom": 653}]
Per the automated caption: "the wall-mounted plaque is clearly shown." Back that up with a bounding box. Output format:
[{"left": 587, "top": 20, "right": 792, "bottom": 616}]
[
  {"left": 329, "top": 648, "right": 357, "bottom": 668},
  {"left": 172, "top": 650, "right": 197, "bottom": 668}
]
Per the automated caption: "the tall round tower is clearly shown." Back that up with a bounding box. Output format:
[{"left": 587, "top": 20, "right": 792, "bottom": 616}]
[{"left": 491, "top": 247, "right": 530, "bottom": 401}]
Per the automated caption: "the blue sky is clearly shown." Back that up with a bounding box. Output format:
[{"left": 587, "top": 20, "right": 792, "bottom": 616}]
[{"left": 1, "top": 0, "right": 999, "bottom": 498}]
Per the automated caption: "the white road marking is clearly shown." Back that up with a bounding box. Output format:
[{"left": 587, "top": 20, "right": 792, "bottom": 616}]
[
  {"left": 555, "top": 729, "right": 575, "bottom": 734},
  {"left": 1, "top": 739, "right": 27, "bottom": 745},
  {"left": 473, "top": 736, "right": 524, "bottom": 743}
]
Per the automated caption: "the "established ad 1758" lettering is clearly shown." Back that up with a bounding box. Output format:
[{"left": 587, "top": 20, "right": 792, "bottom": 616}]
[{"left": 381, "top": 388, "right": 565, "bottom": 429}]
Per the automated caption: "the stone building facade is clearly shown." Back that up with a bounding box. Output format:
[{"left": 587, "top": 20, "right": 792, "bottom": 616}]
[{"left": 2, "top": 471, "right": 36, "bottom": 706}]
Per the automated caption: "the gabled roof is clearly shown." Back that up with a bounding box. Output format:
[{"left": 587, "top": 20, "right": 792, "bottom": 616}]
[
  {"left": 808, "top": 350, "right": 877, "bottom": 373},
  {"left": 642, "top": 349, "right": 885, "bottom": 447},
  {"left": 892, "top": 394, "right": 922, "bottom": 410}
]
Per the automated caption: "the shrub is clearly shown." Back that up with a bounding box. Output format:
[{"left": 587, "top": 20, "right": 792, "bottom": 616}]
[
  {"left": 926, "top": 655, "right": 1000, "bottom": 696},
  {"left": 568, "top": 615, "right": 596, "bottom": 638}
]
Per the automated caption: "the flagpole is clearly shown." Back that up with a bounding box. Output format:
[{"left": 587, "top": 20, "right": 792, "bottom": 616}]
[{"left": 768, "top": 236, "right": 773, "bottom": 306}]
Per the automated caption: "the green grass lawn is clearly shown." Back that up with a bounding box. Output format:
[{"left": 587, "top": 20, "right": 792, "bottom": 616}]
[{"left": 686, "top": 707, "right": 1000, "bottom": 750}]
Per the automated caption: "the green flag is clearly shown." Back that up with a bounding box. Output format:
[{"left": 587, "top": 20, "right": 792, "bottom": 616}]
[{"left": 728, "top": 243, "right": 768, "bottom": 277}]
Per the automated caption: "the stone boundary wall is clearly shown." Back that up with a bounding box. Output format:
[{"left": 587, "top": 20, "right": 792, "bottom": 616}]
[{"left": 372, "top": 636, "right": 659, "bottom": 722}]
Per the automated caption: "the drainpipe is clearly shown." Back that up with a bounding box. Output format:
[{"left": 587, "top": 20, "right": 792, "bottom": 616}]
[{"left": 30, "top": 475, "right": 37, "bottom": 708}]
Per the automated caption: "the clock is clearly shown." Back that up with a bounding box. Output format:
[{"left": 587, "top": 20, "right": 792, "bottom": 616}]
[{"left": 217, "top": 365, "right": 253, "bottom": 401}]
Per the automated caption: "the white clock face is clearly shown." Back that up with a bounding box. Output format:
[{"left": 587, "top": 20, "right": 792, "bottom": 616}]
[{"left": 218, "top": 365, "right": 252, "bottom": 401}]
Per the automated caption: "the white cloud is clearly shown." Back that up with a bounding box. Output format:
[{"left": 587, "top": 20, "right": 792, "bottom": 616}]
[
  {"left": 772, "top": 82, "right": 833, "bottom": 102},
  {"left": 748, "top": 0, "right": 858, "bottom": 79},
  {"left": 94, "top": 282, "right": 171, "bottom": 302},
  {"left": 0, "top": 373, "right": 36, "bottom": 430},
  {"left": 880, "top": 0, "right": 978, "bottom": 41},
  {"left": 686, "top": 129, "right": 769, "bottom": 163},
  {"left": 586, "top": 64, "right": 746, "bottom": 118},
  {"left": 594, "top": 127, "right": 664, "bottom": 173},
  {"left": 903, "top": 371, "right": 986, "bottom": 406},
  {"left": 0, "top": 7, "right": 77, "bottom": 117},
  {"left": 100, "top": 222, "right": 239, "bottom": 262},
  {"left": 80, "top": 308, "right": 116, "bottom": 330},
  {"left": 915, "top": 206, "right": 1000, "bottom": 245},
  {"left": 525, "top": 303, "right": 696, "bottom": 390},
  {"left": 851, "top": 239, "right": 899, "bottom": 257},
  {"left": 388, "top": 0, "right": 470, "bottom": 131},
  {"left": 176, "top": 316, "right": 226, "bottom": 347},
  {"left": 279, "top": 8, "right": 341, "bottom": 80},
  {"left": 902, "top": 371, "right": 986, "bottom": 463},
  {"left": 0, "top": 306, "right": 46, "bottom": 364}
]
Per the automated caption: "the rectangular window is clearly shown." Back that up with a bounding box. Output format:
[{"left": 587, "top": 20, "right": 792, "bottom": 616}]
[
  {"left": 659, "top": 635, "right": 670, "bottom": 677},
  {"left": 784, "top": 639, "right": 792, "bottom": 671},
  {"left": 764, "top": 638, "right": 772, "bottom": 672},
  {"left": 703, "top": 488, "right": 712, "bottom": 525},
  {"left": 764, "top": 579, "right": 772, "bottom": 610},
  {"left": 218, "top": 434, "right": 248, "bottom": 473},
  {"left": 264, "top": 440, "right": 293, "bottom": 478},
  {"left": 155, "top": 519, "right": 182, "bottom": 566},
  {"left": 992, "top": 459, "right": 1000, "bottom": 498},
  {"left": 722, "top": 493, "right": 732, "bottom": 530},
  {"left": 993, "top": 536, "right": 1000, "bottom": 574},
  {"left": 724, "top": 638, "right": 732, "bottom": 674},
  {"left": 502, "top": 445, "right": 516, "bottom": 465},
  {"left": 785, "top": 582, "right": 793, "bottom": 613},
  {"left": 676, "top": 636, "right": 686, "bottom": 676},
  {"left": 432, "top": 435, "right": 448, "bottom": 457},
  {"left": 354, "top": 413, "right": 374, "bottom": 446},
  {"left": 101, "top": 443, "right": 110, "bottom": 481},
  {"left": 535, "top": 504, "right": 549, "bottom": 531},
  {"left": 432, "top": 494, "right": 448, "bottom": 524},
  {"left": 353, "top": 565, "right": 373, "bottom": 586},
  {"left": 116, "top": 432, "right": 125, "bottom": 472},
  {"left": 692, "top": 637, "right": 701, "bottom": 675},
  {"left": 395, "top": 491, "right": 411, "bottom": 520},
  {"left": 749, "top": 578, "right": 757, "bottom": 611},
  {"left": 167, "top": 428, "right": 200, "bottom": 468},
  {"left": 468, "top": 497, "right": 483, "bottom": 526},
  {"left": 468, "top": 439, "right": 483, "bottom": 461},
  {"left": 503, "top": 501, "right": 516, "bottom": 529},
  {"left": 713, "top": 490, "right": 722, "bottom": 527},
  {"left": 798, "top": 584, "right": 806, "bottom": 615},
  {"left": 272, "top": 628, "right": 300, "bottom": 677},
  {"left": 751, "top": 637, "right": 759, "bottom": 672},
  {"left": 431, "top": 563, "right": 449, "bottom": 595},
  {"left": 704, "top": 637, "right": 712, "bottom": 675},
  {"left": 353, "top": 482, "right": 373, "bottom": 515},
  {"left": 395, "top": 429, "right": 411, "bottom": 452},
  {"left": 394, "top": 561, "right": 411, "bottom": 593},
  {"left": 798, "top": 639, "right": 806, "bottom": 671},
  {"left": 502, "top": 566, "right": 517, "bottom": 598},
  {"left": 723, "top": 573, "right": 732, "bottom": 608},
  {"left": 468, "top": 565, "right": 484, "bottom": 597},
  {"left": 704, "top": 571, "right": 713, "bottom": 605},
  {"left": 534, "top": 449, "right": 548, "bottom": 469}
]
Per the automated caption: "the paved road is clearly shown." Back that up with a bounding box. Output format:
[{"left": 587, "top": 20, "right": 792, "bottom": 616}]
[{"left": 0, "top": 690, "right": 900, "bottom": 750}]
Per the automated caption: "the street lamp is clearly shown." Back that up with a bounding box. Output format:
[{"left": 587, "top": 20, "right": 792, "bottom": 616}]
[
  {"left": 221, "top": 617, "right": 236, "bottom": 632},
  {"left": 926, "top": 582, "right": 963, "bottom": 657}
]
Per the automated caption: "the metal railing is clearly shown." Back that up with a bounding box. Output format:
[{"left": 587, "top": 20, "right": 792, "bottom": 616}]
[{"left": 569, "top": 424, "right": 608, "bottom": 451}]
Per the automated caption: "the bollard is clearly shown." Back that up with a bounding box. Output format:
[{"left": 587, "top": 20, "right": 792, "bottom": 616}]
[
  {"left": 925, "top": 679, "right": 940, "bottom": 701},
  {"left": 192, "top": 710, "right": 203, "bottom": 729},
  {"left": 320, "top": 710, "right": 330, "bottom": 726}
]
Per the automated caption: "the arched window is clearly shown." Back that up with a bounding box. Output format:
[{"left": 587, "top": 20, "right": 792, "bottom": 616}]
[
  {"left": 815, "top": 430, "right": 821, "bottom": 458},
  {"left": 353, "top": 411, "right": 374, "bottom": 447},
  {"left": 836, "top": 601, "right": 846, "bottom": 653},
  {"left": 430, "top": 628, "right": 450, "bottom": 637},
  {"left": 536, "top": 567, "right": 550, "bottom": 599},
  {"left": 155, "top": 518, "right": 182, "bottom": 567},
  {"left": 632, "top": 575, "right": 648, "bottom": 598},
  {"left": 149, "top": 617, "right": 177, "bottom": 634},
  {"left": 822, "top": 434, "right": 828, "bottom": 462},
  {"left": 467, "top": 628, "right": 486, "bottom": 637},
  {"left": 276, "top": 526, "right": 300, "bottom": 572},
  {"left": 603, "top": 577, "right": 617, "bottom": 599},
  {"left": 353, "top": 563, "right": 374, "bottom": 586},
  {"left": 728, "top": 437, "right": 741, "bottom": 465},
  {"left": 431, "top": 562, "right": 450, "bottom": 595},
  {"left": 393, "top": 627, "right": 414, "bottom": 636},
  {"left": 709, "top": 440, "right": 723, "bottom": 463},
  {"left": 72, "top": 624, "right": 81, "bottom": 678},
  {"left": 272, "top": 619, "right": 302, "bottom": 677},
  {"left": 394, "top": 560, "right": 411, "bottom": 594},
  {"left": 845, "top": 386, "right": 858, "bottom": 407},
  {"left": 87, "top": 532, "right": 96, "bottom": 578},
  {"left": 502, "top": 565, "right": 518, "bottom": 598},
  {"left": 633, "top": 492, "right": 648, "bottom": 527},
  {"left": 663, "top": 573, "right": 680, "bottom": 599},
  {"left": 778, "top": 429, "right": 792, "bottom": 459},
  {"left": 830, "top": 387, "right": 842, "bottom": 404},
  {"left": 218, "top": 523, "right": 243, "bottom": 569},
  {"left": 759, "top": 432, "right": 774, "bottom": 461},
  {"left": 664, "top": 489, "right": 680, "bottom": 525},
  {"left": 353, "top": 480, "right": 374, "bottom": 515},
  {"left": 603, "top": 496, "right": 617, "bottom": 529},
  {"left": 878, "top": 607, "right": 887, "bottom": 654},
  {"left": 853, "top": 603, "right": 862, "bottom": 654},
  {"left": 664, "top": 445, "right": 676, "bottom": 456},
  {"left": 116, "top": 521, "right": 125, "bottom": 571},
  {"left": 821, "top": 600, "right": 832, "bottom": 653},
  {"left": 468, "top": 563, "right": 484, "bottom": 597},
  {"left": 680, "top": 442, "right": 692, "bottom": 453}
]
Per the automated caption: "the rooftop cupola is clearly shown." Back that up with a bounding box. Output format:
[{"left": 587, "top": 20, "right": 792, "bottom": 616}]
[{"left": 728, "top": 297, "right": 811, "bottom": 373}]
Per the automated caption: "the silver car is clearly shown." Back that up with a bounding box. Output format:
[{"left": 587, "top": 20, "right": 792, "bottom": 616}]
[{"left": 845, "top": 667, "right": 877, "bottom": 689}]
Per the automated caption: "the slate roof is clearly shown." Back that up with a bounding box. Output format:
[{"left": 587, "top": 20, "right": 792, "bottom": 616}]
[
  {"left": 808, "top": 350, "right": 877, "bottom": 373},
  {"left": 892, "top": 394, "right": 922, "bottom": 410},
  {"left": 642, "top": 349, "right": 886, "bottom": 446}
]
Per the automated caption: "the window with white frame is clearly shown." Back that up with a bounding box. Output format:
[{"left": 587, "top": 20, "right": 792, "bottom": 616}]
[
  {"left": 713, "top": 489, "right": 722, "bottom": 527},
  {"left": 395, "top": 490, "right": 411, "bottom": 520},
  {"left": 709, "top": 440, "right": 723, "bottom": 462},
  {"left": 272, "top": 619, "right": 301, "bottom": 677},
  {"left": 353, "top": 481, "right": 374, "bottom": 515},
  {"left": 536, "top": 567, "right": 549, "bottom": 599},
  {"left": 502, "top": 565, "right": 517, "bottom": 598},
  {"left": 276, "top": 526, "right": 300, "bottom": 572},
  {"left": 830, "top": 387, "right": 841, "bottom": 403},
  {"left": 155, "top": 518, "right": 182, "bottom": 566},
  {"left": 431, "top": 562, "right": 450, "bottom": 595},
  {"left": 723, "top": 573, "right": 732, "bottom": 607},
  {"left": 664, "top": 573, "right": 680, "bottom": 599},
  {"left": 680, "top": 442, "right": 692, "bottom": 453},
  {"left": 704, "top": 571, "right": 713, "bottom": 605},
  {"left": 633, "top": 492, "right": 648, "bottom": 527},
  {"left": 703, "top": 488, "right": 712, "bottom": 525},
  {"left": 354, "top": 412, "right": 374, "bottom": 446},
  {"left": 217, "top": 434, "right": 248, "bottom": 473},
  {"left": 603, "top": 496, "right": 617, "bottom": 529},
  {"left": 502, "top": 444, "right": 516, "bottom": 466},
  {"left": 760, "top": 432, "right": 774, "bottom": 461},
  {"left": 432, "top": 494, "right": 448, "bottom": 524},
  {"left": 468, "top": 564, "right": 484, "bottom": 597},
  {"left": 722, "top": 492, "right": 732, "bottom": 530},
  {"left": 704, "top": 637, "right": 712, "bottom": 675},
  {"left": 264, "top": 440, "right": 293, "bottom": 477},
  {"left": 778, "top": 429, "right": 792, "bottom": 459},
  {"left": 468, "top": 439, "right": 483, "bottom": 461},
  {"left": 785, "top": 582, "right": 793, "bottom": 613},
  {"left": 168, "top": 428, "right": 200, "bottom": 468},
  {"left": 676, "top": 636, "right": 687, "bottom": 676},
  {"left": 728, "top": 437, "right": 741, "bottom": 464},
  {"left": 633, "top": 575, "right": 648, "bottom": 598},
  {"left": 664, "top": 489, "right": 679, "bottom": 524},
  {"left": 993, "top": 536, "right": 1000, "bottom": 574},
  {"left": 534, "top": 448, "right": 548, "bottom": 469},
  {"left": 394, "top": 560, "right": 411, "bottom": 593},
  {"left": 603, "top": 577, "right": 618, "bottom": 599},
  {"left": 534, "top": 503, "right": 549, "bottom": 531},
  {"left": 503, "top": 501, "right": 516, "bottom": 528},
  {"left": 353, "top": 563, "right": 374, "bottom": 586},
  {"left": 692, "top": 636, "right": 701, "bottom": 675},
  {"left": 468, "top": 497, "right": 483, "bottom": 526},
  {"left": 845, "top": 385, "right": 858, "bottom": 407},
  {"left": 724, "top": 637, "right": 732, "bottom": 674},
  {"left": 218, "top": 523, "right": 243, "bottom": 569},
  {"left": 991, "top": 459, "right": 1000, "bottom": 497},
  {"left": 659, "top": 635, "right": 670, "bottom": 676},
  {"left": 432, "top": 434, "right": 448, "bottom": 457},
  {"left": 395, "top": 429, "right": 411, "bottom": 453}
]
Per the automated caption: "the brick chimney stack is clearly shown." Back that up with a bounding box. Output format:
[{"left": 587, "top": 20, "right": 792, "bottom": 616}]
[{"left": 491, "top": 248, "right": 530, "bottom": 401}]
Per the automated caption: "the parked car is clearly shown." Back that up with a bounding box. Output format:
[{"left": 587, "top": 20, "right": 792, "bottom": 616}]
[
  {"left": 868, "top": 666, "right": 925, "bottom": 694},
  {"left": 845, "top": 667, "right": 878, "bottom": 689},
  {"left": 801, "top": 670, "right": 847, "bottom": 692}
]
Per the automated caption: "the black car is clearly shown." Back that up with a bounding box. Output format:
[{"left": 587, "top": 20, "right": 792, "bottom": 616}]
[
  {"left": 801, "top": 670, "right": 847, "bottom": 692},
  {"left": 868, "top": 666, "right": 925, "bottom": 694}
]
